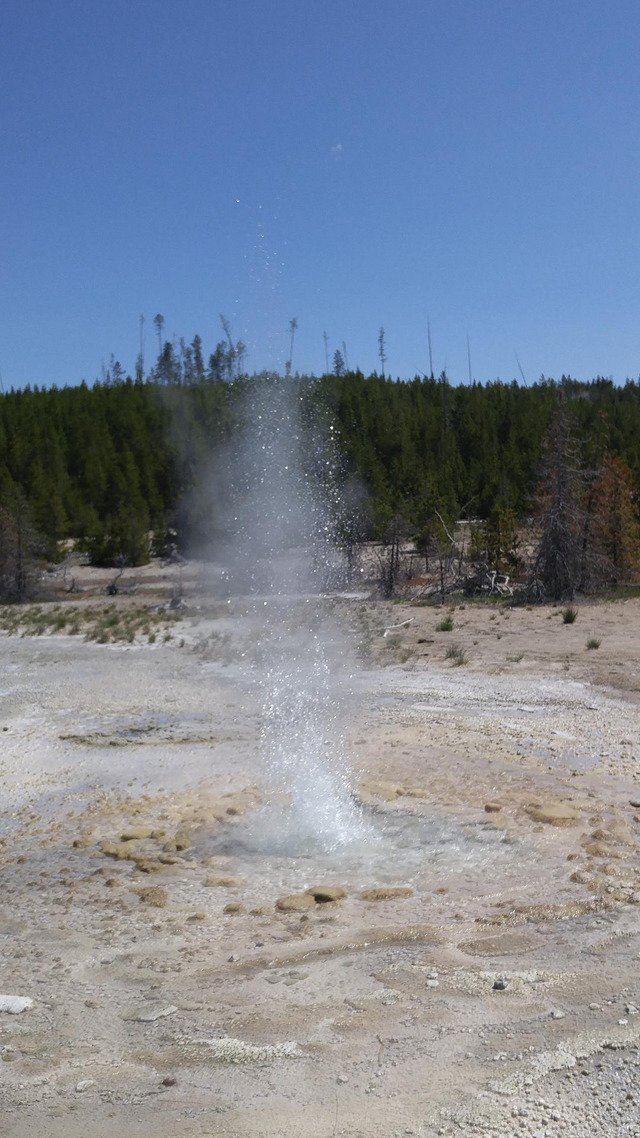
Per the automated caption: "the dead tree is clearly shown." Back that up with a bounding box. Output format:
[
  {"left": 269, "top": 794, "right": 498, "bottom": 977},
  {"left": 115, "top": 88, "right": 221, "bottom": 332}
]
[
  {"left": 376, "top": 514, "right": 407, "bottom": 598},
  {"left": 529, "top": 397, "right": 584, "bottom": 601},
  {"left": 0, "top": 490, "right": 40, "bottom": 603}
]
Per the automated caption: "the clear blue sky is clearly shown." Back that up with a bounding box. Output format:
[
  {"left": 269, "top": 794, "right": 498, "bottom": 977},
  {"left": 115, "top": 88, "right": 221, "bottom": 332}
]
[{"left": 3, "top": 0, "right": 640, "bottom": 389}]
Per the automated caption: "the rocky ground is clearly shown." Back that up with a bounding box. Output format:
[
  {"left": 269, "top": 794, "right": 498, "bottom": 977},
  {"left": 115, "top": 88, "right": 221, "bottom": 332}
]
[{"left": 1, "top": 571, "right": 640, "bottom": 1137}]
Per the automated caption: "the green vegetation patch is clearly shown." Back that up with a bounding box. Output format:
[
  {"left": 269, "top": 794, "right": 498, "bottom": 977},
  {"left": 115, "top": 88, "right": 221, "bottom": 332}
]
[
  {"left": 445, "top": 643, "right": 468, "bottom": 666},
  {"left": 0, "top": 603, "right": 184, "bottom": 645},
  {"left": 436, "top": 615, "right": 454, "bottom": 632}
]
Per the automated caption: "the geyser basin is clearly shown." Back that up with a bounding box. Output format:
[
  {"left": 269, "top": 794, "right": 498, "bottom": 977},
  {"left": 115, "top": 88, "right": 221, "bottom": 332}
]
[{"left": 198, "top": 801, "right": 531, "bottom": 898}]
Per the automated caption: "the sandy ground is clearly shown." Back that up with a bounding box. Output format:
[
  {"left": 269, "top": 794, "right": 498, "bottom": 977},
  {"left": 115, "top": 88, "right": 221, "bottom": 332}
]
[{"left": 1, "top": 573, "right": 640, "bottom": 1137}]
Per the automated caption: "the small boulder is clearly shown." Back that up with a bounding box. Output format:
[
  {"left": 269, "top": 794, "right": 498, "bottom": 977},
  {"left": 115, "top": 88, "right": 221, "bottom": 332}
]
[
  {"left": 99, "top": 840, "right": 139, "bottom": 860},
  {"left": 120, "top": 826, "right": 155, "bottom": 841},
  {"left": 305, "top": 885, "right": 347, "bottom": 903},
  {"left": 275, "top": 894, "right": 317, "bottom": 912}
]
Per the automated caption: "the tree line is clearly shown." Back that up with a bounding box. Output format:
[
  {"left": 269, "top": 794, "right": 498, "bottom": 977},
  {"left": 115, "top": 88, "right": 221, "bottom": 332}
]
[{"left": 1, "top": 338, "right": 640, "bottom": 600}]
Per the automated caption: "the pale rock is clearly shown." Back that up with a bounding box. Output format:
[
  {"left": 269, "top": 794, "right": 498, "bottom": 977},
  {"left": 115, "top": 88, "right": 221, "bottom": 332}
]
[
  {"left": 122, "top": 1002, "right": 177, "bottom": 1022},
  {"left": 0, "top": 994, "right": 33, "bottom": 1014}
]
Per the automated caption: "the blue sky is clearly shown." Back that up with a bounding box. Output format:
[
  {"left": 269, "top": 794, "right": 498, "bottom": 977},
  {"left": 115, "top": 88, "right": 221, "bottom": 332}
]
[{"left": 3, "top": 0, "right": 640, "bottom": 388}]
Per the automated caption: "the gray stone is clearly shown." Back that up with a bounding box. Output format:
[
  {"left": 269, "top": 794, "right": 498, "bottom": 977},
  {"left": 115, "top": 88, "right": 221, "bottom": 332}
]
[{"left": 122, "top": 1002, "right": 177, "bottom": 1022}]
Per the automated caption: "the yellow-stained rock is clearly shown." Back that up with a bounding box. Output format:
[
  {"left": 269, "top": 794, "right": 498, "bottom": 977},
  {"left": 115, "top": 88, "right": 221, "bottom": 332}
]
[
  {"left": 359, "top": 886, "right": 414, "bottom": 901},
  {"left": 120, "top": 826, "right": 155, "bottom": 841},
  {"left": 99, "top": 840, "right": 140, "bottom": 860},
  {"left": 524, "top": 803, "right": 579, "bottom": 826},
  {"left": 275, "top": 894, "right": 317, "bottom": 912},
  {"left": 135, "top": 886, "right": 168, "bottom": 907},
  {"left": 584, "top": 842, "right": 619, "bottom": 858},
  {"left": 132, "top": 857, "right": 164, "bottom": 873},
  {"left": 359, "top": 781, "right": 404, "bottom": 802},
  {"left": 305, "top": 885, "right": 347, "bottom": 903},
  {"left": 570, "top": 870, "right": 593, "bottom": 884},
  {"left": 72, "top": 832, "right": 94, "bottom": 849}
]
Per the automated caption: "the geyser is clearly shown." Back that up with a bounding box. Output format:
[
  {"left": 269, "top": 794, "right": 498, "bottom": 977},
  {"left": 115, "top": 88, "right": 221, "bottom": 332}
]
[{"left": 221, "top": 376, "right": 372, "bottom": 852}]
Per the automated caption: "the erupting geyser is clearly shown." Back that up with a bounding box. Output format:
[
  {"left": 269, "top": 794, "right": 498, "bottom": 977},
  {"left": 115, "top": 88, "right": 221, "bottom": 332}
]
[{"left": 220, "top": 376, "right": 372, "bottom": 852}]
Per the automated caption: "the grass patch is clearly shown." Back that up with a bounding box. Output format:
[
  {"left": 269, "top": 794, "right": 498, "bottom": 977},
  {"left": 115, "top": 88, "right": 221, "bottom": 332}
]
[
  {"left": 562, "top": 607, "right": 578, "bottom": 624},
  {"left": 586, "top": 637, "right": 601, "bottom": 650},
  {"left": 445, "top": 643, "right": 467, "bottom": 666},
  {"left": 436, "top": 616, "right": 454, "bottom": 632},
  {"left": 0, "top": 602, "right": 184, "bottom": 644}
]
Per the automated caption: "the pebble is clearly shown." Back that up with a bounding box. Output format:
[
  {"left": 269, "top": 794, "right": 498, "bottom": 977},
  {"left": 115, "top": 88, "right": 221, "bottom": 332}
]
[
  {"left": 75, "top": 1080, "right": 95, "bottom": 1092},
  {"left": 493, "top": 978, "right": 507, "bottom": 990}
]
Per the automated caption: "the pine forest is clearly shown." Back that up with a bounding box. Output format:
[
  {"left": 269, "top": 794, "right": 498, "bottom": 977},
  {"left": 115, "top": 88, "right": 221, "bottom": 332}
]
[{"left": 2, "top": 334, "right": 640, "bottom": 602}]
